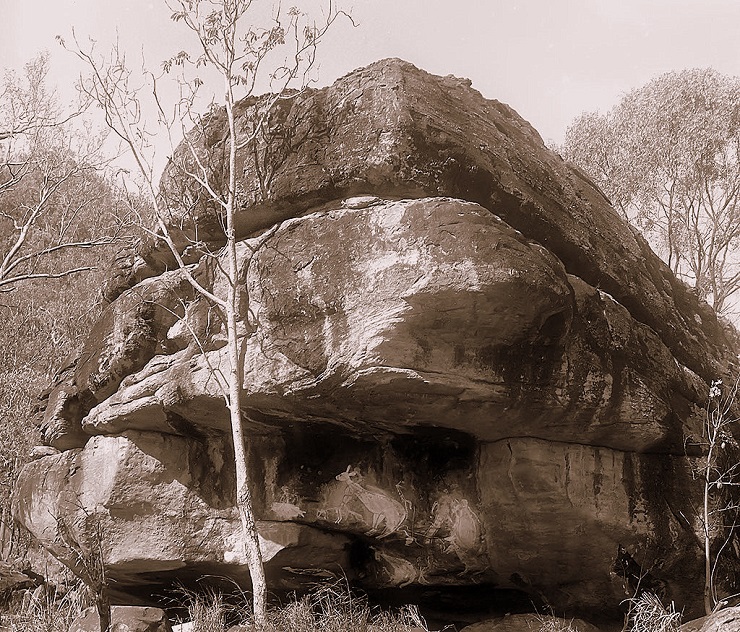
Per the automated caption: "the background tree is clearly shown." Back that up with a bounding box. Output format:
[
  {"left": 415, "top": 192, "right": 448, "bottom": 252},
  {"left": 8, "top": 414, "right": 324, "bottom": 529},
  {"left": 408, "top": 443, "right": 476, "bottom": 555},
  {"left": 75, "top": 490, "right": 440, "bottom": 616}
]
[
  {"left": 0, "top": 53, "right": 126, "bottom": 290},
  {"left": 67, "top": 1, "right": 348, "bottom": 626},
  {"left": 561, "top": 68, "right": 740, "bottom": 316},
  {"left": 0, "top": 54, "right": 132, "bottom": 561}
]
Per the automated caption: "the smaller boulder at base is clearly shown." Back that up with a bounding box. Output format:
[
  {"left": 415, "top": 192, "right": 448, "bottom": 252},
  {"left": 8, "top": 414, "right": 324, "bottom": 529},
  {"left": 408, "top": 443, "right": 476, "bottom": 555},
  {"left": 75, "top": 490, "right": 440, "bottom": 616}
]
[
  {"left": 69, "top": 606, "right": 172, "bottom": 632},
  {"left": 681, "top": 606, "right": 740, "bottom": 631},
  {"left": 0, "top": 561, "right": 35, "bottom": 592},
  {"left": 460, "top": 614, "right": 602, "bottom": 632}
]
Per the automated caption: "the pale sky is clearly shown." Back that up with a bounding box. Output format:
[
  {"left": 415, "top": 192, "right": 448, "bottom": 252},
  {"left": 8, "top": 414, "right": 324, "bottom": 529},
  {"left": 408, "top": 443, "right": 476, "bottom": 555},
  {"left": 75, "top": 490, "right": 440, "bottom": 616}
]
[{"left": 3, "top": 0, "right": 740, "bottom": 146}]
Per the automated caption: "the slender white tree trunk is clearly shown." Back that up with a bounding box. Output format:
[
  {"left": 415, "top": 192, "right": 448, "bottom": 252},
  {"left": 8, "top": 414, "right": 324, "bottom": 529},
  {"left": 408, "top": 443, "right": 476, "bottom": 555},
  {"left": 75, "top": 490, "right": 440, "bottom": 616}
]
[
  {"left": 225, "top": 319, "right": 267, "bottom": 628},
  {"left": 223, "top": 60, "right": 267, "bottom": 627},
  {"left": 704, "top": 437, "right": 715, "bottom": 615},
  {"left": 70, "top": 4, "right": 344, "bottom": 627}
]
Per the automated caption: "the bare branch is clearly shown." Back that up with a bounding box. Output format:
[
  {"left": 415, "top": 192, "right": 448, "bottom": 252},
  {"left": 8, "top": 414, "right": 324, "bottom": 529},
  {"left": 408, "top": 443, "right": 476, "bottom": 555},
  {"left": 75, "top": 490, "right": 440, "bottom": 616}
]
[{"left": 0, "top": 266, "right": 97, "bottom": 291}]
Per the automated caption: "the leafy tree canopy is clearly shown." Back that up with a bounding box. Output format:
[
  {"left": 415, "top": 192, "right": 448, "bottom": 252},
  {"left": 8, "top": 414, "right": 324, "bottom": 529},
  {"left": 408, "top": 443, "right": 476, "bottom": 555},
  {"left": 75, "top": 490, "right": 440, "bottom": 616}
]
[{"left": 562, "top": 68, "right": 740, "bottom": 316}]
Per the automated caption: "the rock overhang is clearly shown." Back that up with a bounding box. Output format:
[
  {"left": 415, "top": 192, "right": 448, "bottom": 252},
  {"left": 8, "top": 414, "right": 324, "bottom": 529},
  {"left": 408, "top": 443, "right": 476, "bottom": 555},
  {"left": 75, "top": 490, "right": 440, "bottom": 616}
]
[
  {"left": 140, "top": 57, "right": 733, "bottom": 383},
  {"left": 77, "top": 197, "right": 689, "bottom": 453}
]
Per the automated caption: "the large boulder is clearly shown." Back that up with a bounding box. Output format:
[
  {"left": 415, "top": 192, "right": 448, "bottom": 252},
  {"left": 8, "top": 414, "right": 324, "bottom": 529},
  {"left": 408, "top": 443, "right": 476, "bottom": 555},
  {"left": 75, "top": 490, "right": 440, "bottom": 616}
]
[
  {"left": 13, "top": 431, "right": 351, "bottom": 593},
  {"left": 67, "top": 198, "right": 707, "bottom": 454},
  {"left": 140, "top": 58, "right": 733, "bottom": 383},
  {"left": 13, "top": 60, "right": 738, "bottom": 625}
]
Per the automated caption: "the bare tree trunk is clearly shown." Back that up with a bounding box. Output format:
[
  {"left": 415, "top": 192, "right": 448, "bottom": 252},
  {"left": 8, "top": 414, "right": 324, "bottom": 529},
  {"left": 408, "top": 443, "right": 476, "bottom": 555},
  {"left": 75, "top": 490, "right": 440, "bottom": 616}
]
[
  {"left": 704, "top": 438, "right": 715, "bottom": 615},
  {"left": 704, "top": 482, "right": 713, "bottom": 614},
  {"left": 225, "top": 293, "right": 267, "bottom": 627},
  {"left": 68, "top": 7, "right": 346, "bottom": 628},
  {"left": 224, "top": 69, "right": 267, "bottom": 628},
  {"left": 96, "top": 585, "right": 111, "bottom": 632},
  {"left": 0, "top": 505, "right": 8, "bottom": 559}
]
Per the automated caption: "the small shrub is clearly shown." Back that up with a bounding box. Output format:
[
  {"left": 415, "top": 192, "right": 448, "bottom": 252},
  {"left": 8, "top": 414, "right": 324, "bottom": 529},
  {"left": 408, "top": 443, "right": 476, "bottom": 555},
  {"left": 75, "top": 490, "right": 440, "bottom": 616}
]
[
  {"left": 627, "top": 592, "right": 681, "bottom": 632},
  {"left": 262, "top": 596, "right": 314, "bottom": 632},
  {"left": 180, "top": 587, "right": 230, "bottom": 632},
  {"left": 5, "top": 581, "right": 90, "bottom": 632},
  {"left": 367, "top": 604, "right": 428, "bottom": 632},
  {"left": 303, "top": 578, "right": 371, "bottom": 632}
]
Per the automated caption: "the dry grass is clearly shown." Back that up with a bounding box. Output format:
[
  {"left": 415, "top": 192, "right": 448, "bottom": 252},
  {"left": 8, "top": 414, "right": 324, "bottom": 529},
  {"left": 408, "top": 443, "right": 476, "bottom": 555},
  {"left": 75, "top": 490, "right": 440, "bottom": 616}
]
[
  {"left": 627, "top": 592, "right": 681, "bottom": 632},
  {"left": 1, "top": 582, "right": 89, "bottom": 632},
  {"left": 532, "top": 616, "right": 580, "bottom": 632},
  {"left": 188, "top": 592, "right": 227, "bottom": 632},
  {"left": 179, "top": 579, "right": 429, "bottom": 632}
]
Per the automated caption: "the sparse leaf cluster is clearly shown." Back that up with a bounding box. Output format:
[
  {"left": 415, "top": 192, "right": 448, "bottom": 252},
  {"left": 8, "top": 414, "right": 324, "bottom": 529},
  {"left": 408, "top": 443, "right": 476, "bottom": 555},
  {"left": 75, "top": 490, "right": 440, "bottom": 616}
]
[{"left": 687, "top": 377, "right": 740, "bottom": 614}]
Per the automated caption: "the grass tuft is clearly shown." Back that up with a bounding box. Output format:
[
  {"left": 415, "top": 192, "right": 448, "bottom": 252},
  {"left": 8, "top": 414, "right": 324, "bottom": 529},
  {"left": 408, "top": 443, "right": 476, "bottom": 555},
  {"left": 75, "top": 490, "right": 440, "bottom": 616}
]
[
  {"left": 627, "top": 592, "right": 681, "bottom": 632},
  {"left": 3, "top": 581, "right": 89, "bottom": 632},
  {"left": 529, "top": 611, "right": 592, "bottom": 632},
  {"left": 179, "top": 578, "right": 430, "bottom": 632}
]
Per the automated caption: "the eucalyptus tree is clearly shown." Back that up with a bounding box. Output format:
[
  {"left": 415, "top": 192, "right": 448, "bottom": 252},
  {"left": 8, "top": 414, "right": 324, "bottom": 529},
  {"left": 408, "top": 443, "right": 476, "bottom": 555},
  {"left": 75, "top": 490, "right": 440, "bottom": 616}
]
[
  {"left": 66, "top": 2, "right": 348, "bottom": 626},
  {"left": 562, "top": 68, "right": 740, "bottom": 315},
  {"left": 0, "top": 54, "right": 127, "bottom": 570}
]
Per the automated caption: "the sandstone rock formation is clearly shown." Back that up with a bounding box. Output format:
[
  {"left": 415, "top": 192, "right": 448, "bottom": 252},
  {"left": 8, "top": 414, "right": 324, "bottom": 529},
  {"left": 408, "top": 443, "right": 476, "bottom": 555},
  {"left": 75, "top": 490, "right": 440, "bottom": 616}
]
[{"left": 12, "top": 59, "right": 738, "bottom": 624}]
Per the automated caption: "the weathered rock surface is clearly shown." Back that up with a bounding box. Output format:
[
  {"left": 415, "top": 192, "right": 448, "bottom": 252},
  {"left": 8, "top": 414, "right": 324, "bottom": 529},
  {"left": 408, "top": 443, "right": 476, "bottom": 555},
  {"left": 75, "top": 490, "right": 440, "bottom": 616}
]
[
  {"left": 140, "top": 57, "right": 733, "bottom": 383},
  {"left": 70, "top": 606, "right": 171, "bottom": 632},
  {"left": 13, "top": 59, "right": 738, "bottom": 625},
  {"left": 460, "top": 614, "right": 602, "bottom": 632},
  {"left": 75, "top": 199, "right": 707, "bottom": 455},
  {"left": 13, "top": 432, "right": 352, "bottom": 592},
  {"left": 0, "top": 561, "right": 35, "bottom": 593},
  {"left": 681, "top": 606, "right": 740, "bottom": 631},
  {"left": 39, "top": 272, "right": 198, "bottom": 450}
]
